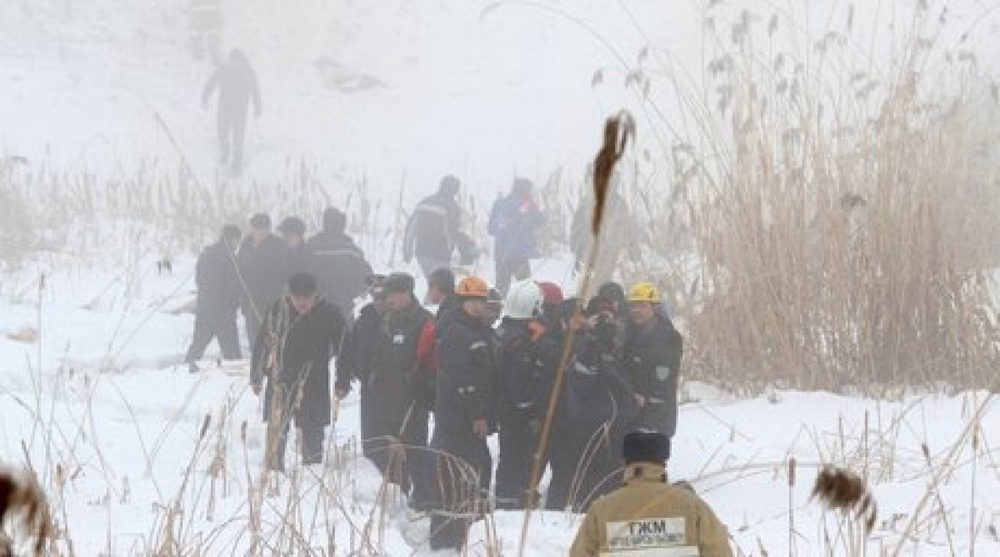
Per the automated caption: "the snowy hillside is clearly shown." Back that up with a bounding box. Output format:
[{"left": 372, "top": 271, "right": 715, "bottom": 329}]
[{"left": 0, "top": 0, "right": 701, "bottom": 195}]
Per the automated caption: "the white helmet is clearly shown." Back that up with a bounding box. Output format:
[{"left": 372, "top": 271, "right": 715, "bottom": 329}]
[{"left": 504, "top": 280, "right": 543, "bottom": 319}]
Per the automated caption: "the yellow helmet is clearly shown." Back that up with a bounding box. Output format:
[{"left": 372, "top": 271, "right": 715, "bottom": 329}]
[{"left": 627, "top": 281, "right": 661, "bottom": 303}]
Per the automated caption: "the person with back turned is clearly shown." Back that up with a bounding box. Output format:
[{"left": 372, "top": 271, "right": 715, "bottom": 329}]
[
  {"left": 202, "top": 48, "right": 261, "bottom": 176},
  {"left": 184, "top": 224, "right": 243, "bottom": 372},
  {"left": 570, "top": 430, "right": 733, "bottom": 556}
]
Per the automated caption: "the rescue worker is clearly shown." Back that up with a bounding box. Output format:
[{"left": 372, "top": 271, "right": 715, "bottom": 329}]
[
  {"left": 306, "top": 207, "right": 373, "bottom": 324},
  {"left": 201, "top": 49, "right": 261, "bottom": 175},
  {"left": 494, "top": 280, "right": 560, "bottom": 509},
  {"left": 184, "top": 224, "right": 242, "bottom": 372},
  {"left": 236, "top": 213, "right": 287, "bottom": 349},
  {"left": 277, "top": 216, "right": 311, "bottom": 276},
  {"left": 335, "top": 274, "right": 387, "bottom": 465},
  {"left": 250, "top": 272, "right": 346, "bottom": 471},
  {"left": 361, "top": 273, "right": 435, "bottom": 507},
  {"left": 569, "top": 431, "right": 733, "bottom": 556},
  {"left": 622, "top": 282, "right": 684, "bottom": 439},
  {"left": 550, "top": 295, "right": 637, "bottom": 511},
  {"left": 535, "top": 281, "right": 565, "bottom": 331},
  {"left": 487, "top": 177, "right": 546, "bottom": 295},
  {"left": 403, "top": 175, "right": 463, "bottom": 279},
  {"left": 188, "top": 0, "right": 223, "bottom": 64},
  {"left": 428, "top": 276, "right": 497, "bottom": 551}
]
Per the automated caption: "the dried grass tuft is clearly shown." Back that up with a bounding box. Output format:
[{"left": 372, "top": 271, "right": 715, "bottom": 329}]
[
  {"left": 0, "top": 465, "right": 53, "bottom": 556},
  {"left": 811, "top": 465, "right": 877, "bottom": 534}
]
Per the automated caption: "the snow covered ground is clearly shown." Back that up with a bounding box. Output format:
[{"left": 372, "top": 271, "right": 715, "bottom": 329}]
[
  {"left": 1, "top": 247, "right": 998, "bottom": 555},
  {"left": 2, "top": 0, "right": 1000, "bottom": 555}
]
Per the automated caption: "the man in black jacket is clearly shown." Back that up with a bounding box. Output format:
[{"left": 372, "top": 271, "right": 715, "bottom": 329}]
[
  {"left": 201, "top": 49, "right": 261, "bottom": 176},
  {"left": 278, "top": 216, "right": 311, "bottom": 276},
  {"left": 364, "top": 273, "right": 435, "bottom": 505},
  {"left": 185, "top": 224, "right": 243, "bottom": 372},
  {"left": 306, "top": 207, "right": 372, "bottom": 324},
  {"left": 237, "top": 213, "right": 288, "bottom": 350},
  {"left": 403, "top": 175, "right": 462, "bottom": 279},
  {"left": 494, "top": 280, "right": 561, "bottom": 509},
  {"left": 335, "top": 274, "right": 386, "bottom": 464},
  {"left": 428, "top": 276, "right": 497, "bottom": 551},
  {"left": 622, "top": 282, "right": 683, "bottom": 439},
  {"left": 250, "top": 273, "right": 346, "bottom": 471}
]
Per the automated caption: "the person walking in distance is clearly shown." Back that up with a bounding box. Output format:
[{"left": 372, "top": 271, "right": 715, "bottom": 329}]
[
  {"left": 202, "top": 49, "right": 261, "bottom": 176},
  {"left": 184, "top": 224, "right": 243, "bottom": 373},
  {"left": 487, "top": 177, "right": 546, "bottom": 295},
  {"left": 427, "top": 276, "right": 498, "bottom": 551},
  {"left": 250, "top": 272, "right": 347, "bottom": 471},
  {"left": 403, "top": 175, "right": 463, "bottom": 279},
  {"left": 236, "top": 213, "right": 288, "bottom": 350},
  {"left": 570, "top": 431, "right": 733, "bottom": 556}
]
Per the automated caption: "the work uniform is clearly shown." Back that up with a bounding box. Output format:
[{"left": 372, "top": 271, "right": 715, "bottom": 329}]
[{"left": 569, "top": 462, "right": 733, "bottom": 556}]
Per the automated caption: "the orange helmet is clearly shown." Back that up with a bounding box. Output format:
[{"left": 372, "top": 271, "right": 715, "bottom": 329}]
[{"left": 456, "top": 276, "right": 489, "bottom": 299}]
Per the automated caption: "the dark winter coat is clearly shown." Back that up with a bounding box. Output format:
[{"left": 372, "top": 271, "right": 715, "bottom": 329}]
[
  {"left": 285, "top": 244, "right": 313, "bottom": 277},
  {"left": 202, "top": 51, "right": 262, "bottom": 119},
  {"left": 251, "top": 296, "right": 346, "bottom": 429},
  {"left": 195, "top": 238, "right": 241, "bottom": 317},
  {"left": 487, "top": 193, "right": 545, "bottom": 262},
  {"left": 623, "top": 316, "right": 683, "bottom": 436},
  {"left": 306, "top": 231, "right": 373, "bottom": 319},
  {"left": 434, "top": 309, "right": 498, "bottom": 436},
  {"left": 237, "top": 234, "right": 288, "bottom": 319},
  {"left": 564, "top": 322, "right": 639, "bottom": 434},
  {"left": 435, "top": 294, "right": 461, "bottom": 342},
  {"left": 403, "top": 191, "right": 461, "bottom": 262},
  {"left": 335, "top": 302, "right": 384, "bottom": 394},
  {"left": 496, "top": 317, "right": 560, "bottom": 423},
  {"left": 367, "top": 301, "right": 433, "bottom": 427}
]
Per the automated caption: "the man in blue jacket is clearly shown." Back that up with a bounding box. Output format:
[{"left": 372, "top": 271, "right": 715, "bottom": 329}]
[{"left": 488, "top": 178, "right": 546, "bottom": 295}]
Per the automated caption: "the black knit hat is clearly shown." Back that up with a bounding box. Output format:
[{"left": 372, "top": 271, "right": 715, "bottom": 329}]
[
  {"left": 428, "top": 267, "right": 456, "bottom": 293},
  {"left": 597, "top": 282, "right": 626, "bottom": 313},
  {"left": 382, "top": 272, "right": 415, "bottom": 294},
  {"left": 323, "top": 207, "right": 347, "bottom": 233},
  {"left": 278, "top": 216, "right": 306, "bottom": 236},
  {"left": 623, "top": 431, "right": 671, "bottom": 464},
  {"left": 250, "top": 212, "right": 271, "bottom": 229},
  {"left": 288, "top": 272, "right": 318, "bottom": 296}
]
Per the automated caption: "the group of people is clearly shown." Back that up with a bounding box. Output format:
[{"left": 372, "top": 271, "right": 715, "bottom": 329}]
[
  {"left": 183, "top": 175, "right": 733, "bottom": 554},
  {"left": 403, "top": 174, "right": 549, "bottom": 296},
  {"left": 183, "top": 206, "right": 371, "bottom": 374}
]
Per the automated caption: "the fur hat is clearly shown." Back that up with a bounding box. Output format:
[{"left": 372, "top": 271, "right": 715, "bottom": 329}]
[{"left": 623, "top": 431, "right": 671, "bottom": 464}]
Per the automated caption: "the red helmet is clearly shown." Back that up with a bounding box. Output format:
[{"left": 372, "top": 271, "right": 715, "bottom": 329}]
[{"left": 536, "top": 281, "right": 564, "bottom": 304}]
